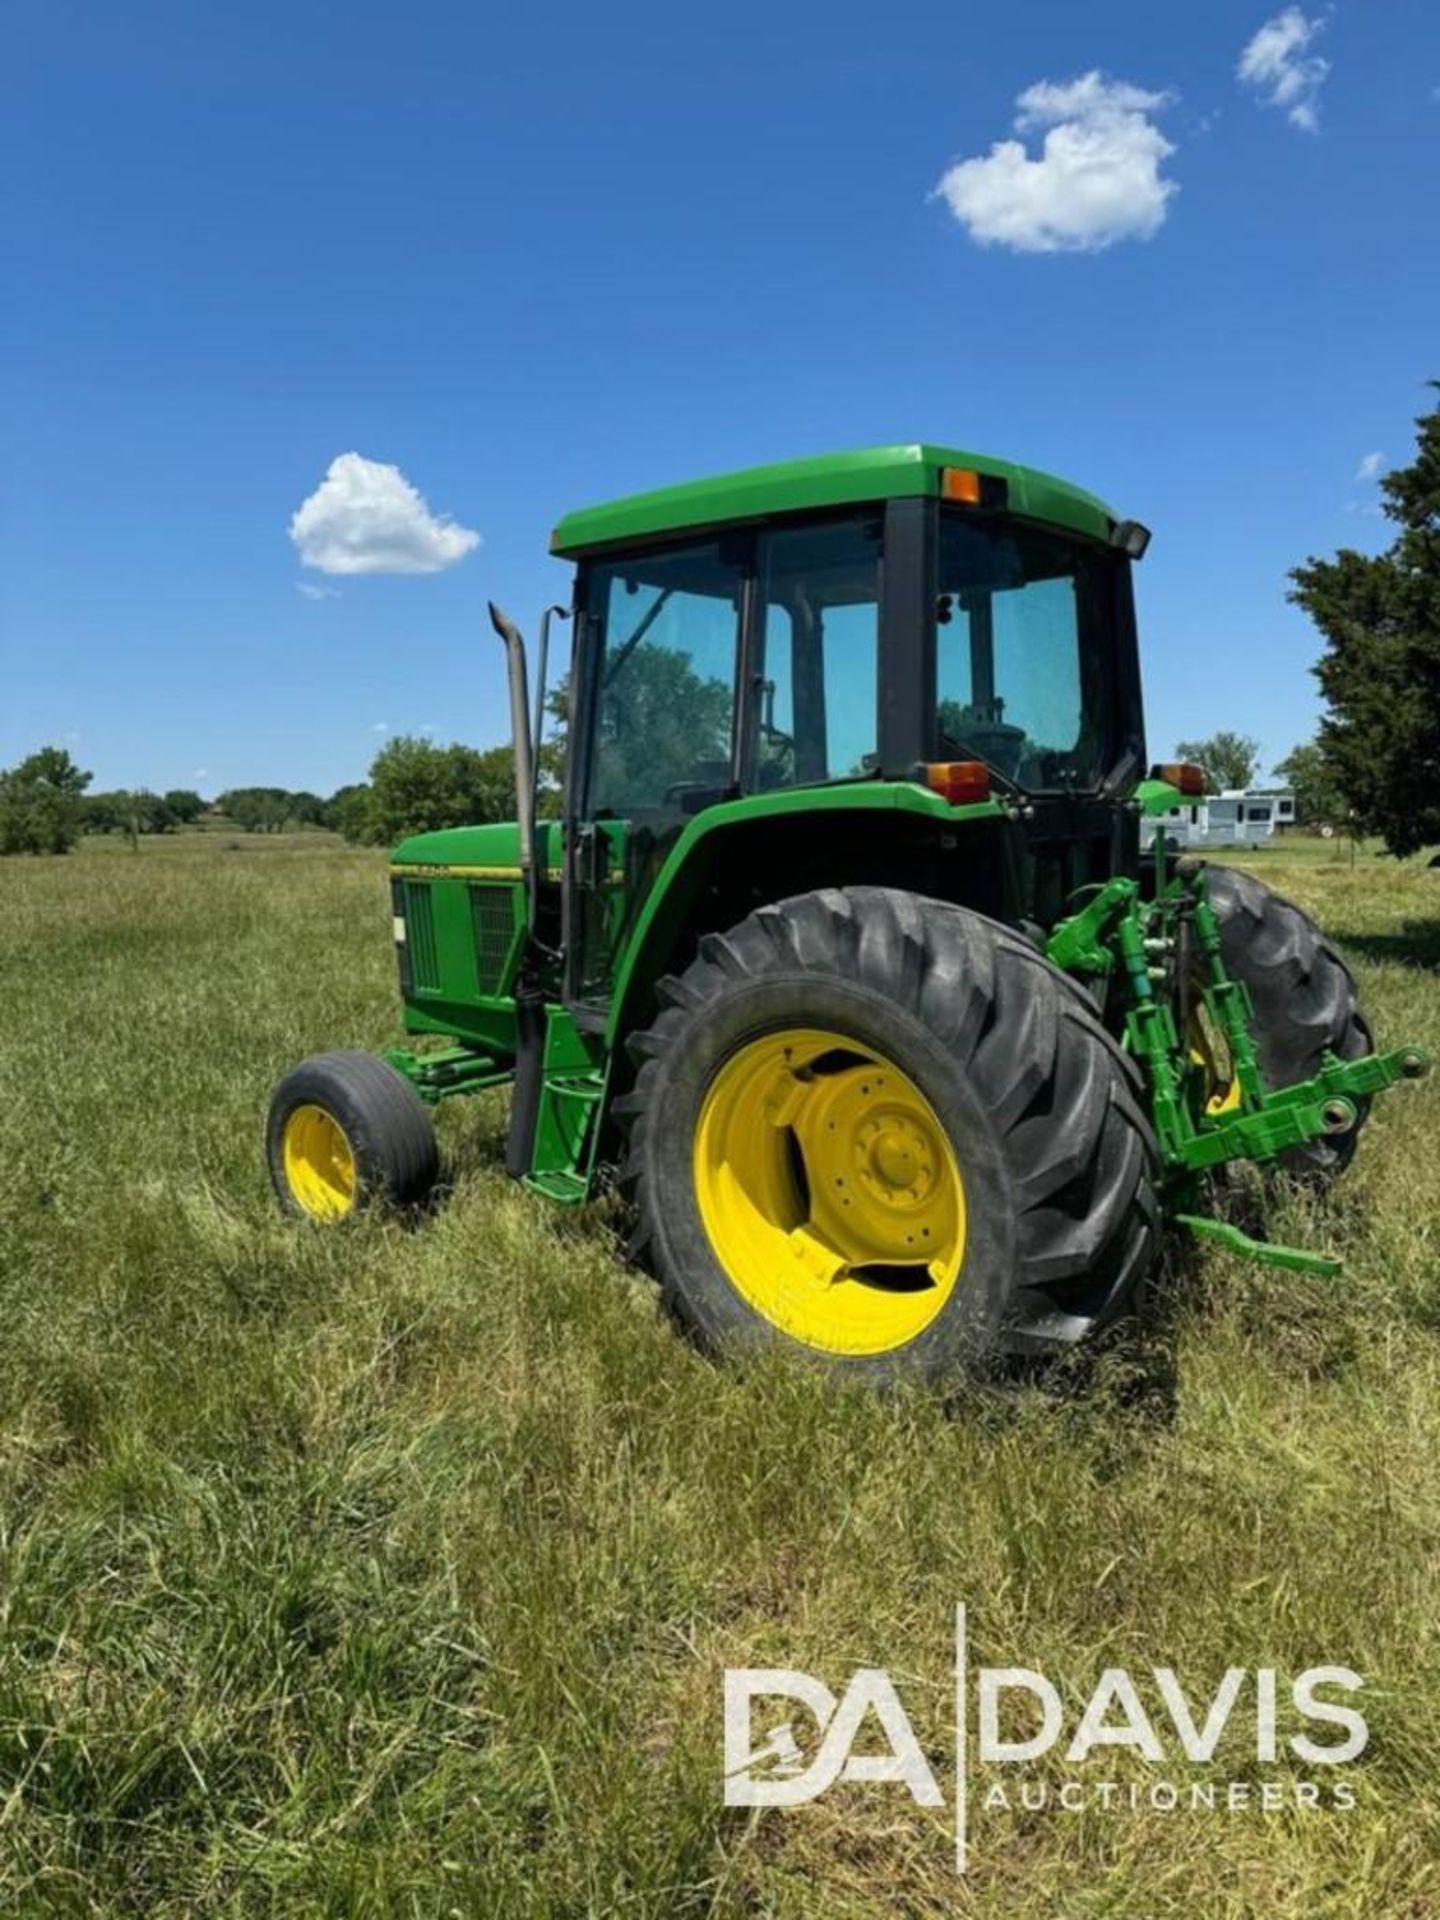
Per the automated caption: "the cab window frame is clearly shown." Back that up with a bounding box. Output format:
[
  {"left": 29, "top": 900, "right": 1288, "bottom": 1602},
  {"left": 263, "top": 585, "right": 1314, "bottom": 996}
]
[
  {"left": 930, "top": 503, "right": 1138, "bottom": 797},
  {"left": 744, "top": 508, "right": 887, "bottom": 795},
  {"left": 571, "top": 531, "right": 752, "bottom": 826}
]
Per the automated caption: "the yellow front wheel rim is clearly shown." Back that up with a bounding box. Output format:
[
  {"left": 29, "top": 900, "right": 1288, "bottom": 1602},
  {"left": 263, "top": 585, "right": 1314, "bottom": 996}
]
[
  {"left": 693, "top": 1028, "right": 966, "bottom": 1356},
  {"left": 282, "top": 1103, "right": 358, "bottom": 1220}
]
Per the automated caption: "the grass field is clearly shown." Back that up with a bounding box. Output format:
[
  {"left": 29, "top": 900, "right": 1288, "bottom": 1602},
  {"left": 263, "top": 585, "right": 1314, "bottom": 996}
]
[{"left": 2, "top": 832, "right": 1438, "bottom": 1917}]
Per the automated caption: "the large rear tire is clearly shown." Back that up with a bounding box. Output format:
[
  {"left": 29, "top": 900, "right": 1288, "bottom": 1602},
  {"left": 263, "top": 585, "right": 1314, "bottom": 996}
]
[
  {"left": 1202, "top": 866, "right": 1373, "bottom": 1181},
  {"left": 616, "top": 887, "right": 1159, "bottom": 1383}
]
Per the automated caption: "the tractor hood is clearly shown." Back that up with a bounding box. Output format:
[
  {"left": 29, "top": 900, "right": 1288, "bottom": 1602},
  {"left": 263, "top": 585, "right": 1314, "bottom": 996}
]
[{"left": 389, "top": 819, "right": 561, "bottom": 878}]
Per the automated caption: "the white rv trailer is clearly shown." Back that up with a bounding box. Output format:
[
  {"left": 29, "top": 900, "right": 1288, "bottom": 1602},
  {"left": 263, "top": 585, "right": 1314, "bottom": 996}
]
[{"left": 1140, "top": 787, "right": 1297, "bottom": 852}]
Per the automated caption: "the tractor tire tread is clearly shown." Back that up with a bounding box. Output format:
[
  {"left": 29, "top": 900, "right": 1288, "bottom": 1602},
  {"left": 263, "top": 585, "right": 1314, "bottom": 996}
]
[
  {"left": 267, "top": 1049, "right": 439, "bottom": 1215},
  {"left": 1203, "top": 865, "right": 1372, "bottom": 1178},
  {"left": 615, "top": 886, "right": 1159, "bottom": 1371}
]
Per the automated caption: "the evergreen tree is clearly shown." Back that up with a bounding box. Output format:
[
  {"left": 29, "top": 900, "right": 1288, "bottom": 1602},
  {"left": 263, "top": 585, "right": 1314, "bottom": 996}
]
[
  {"left": 1290, "top": 386, "right": 1440, "bottom": 856},
  {"left": 0, "top": 747, "right": 92, "bottom": 854}
]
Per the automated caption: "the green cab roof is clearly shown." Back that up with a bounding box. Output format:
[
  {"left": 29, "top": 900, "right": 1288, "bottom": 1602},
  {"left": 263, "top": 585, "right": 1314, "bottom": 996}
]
[{"left": 550, "top": 443, "right": 1118, "bottom": 556}]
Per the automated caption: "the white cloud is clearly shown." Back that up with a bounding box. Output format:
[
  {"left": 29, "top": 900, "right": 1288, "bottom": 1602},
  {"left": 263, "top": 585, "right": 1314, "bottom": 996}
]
[
  {"left": 372, "top": 721, "right": 389, "bottom": 734},
  {"left": 1238, "top": 9, "right": 1330, "bottom": 132},
  {"left": 1355, "top": 450, "right": 1384, "bottom": 481},
  {"left": 193, "top": 768, "right": 208, "bottom": 780},
  {"left": 933, "top": 72, "right": 1178, "bottom": 254},
  {"left": 290, "top": 452, "right": 481, "bottom": 576},
  {"left": 296, "top": 580, "right": 340, "bottom": 601}
]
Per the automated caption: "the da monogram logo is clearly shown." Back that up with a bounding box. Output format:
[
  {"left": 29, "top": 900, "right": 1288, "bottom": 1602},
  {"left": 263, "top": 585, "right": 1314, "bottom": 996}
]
[
  {"left": 723, "top": 1608, "right": 1367, "bottom": 1873},
  {"left": 723, "top": 1668, "right": 944, "bottom": 1809}
]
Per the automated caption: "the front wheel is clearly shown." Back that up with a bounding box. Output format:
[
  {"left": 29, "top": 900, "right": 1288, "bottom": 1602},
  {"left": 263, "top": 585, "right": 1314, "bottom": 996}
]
[
  {"left": 267, "top": 1050, "right": 439, "bottom": 1221},
  {"left": 617, "top": 888, "right": 1159, "bottom": 1383}
]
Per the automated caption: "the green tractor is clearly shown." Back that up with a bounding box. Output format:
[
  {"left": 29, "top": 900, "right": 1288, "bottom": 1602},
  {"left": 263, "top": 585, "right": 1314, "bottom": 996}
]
[{"left": 267, "top": 444, "right": 1429, "bottom": 1381}]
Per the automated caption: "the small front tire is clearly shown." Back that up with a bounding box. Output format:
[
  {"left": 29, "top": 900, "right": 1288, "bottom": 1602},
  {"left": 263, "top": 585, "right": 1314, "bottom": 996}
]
[{"left": 267, "top": 1051, "right": 439, "bottom": 1221}]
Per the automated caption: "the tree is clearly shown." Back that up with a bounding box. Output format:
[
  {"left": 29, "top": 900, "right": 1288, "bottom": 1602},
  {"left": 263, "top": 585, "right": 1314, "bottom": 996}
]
[
  {"left": 1172, "top": 731, "right": 1262, "bottom": 794},
  {"left": 129, "top": 791, "right": 174, "bottom": 840},
  {"left": 84, "top": 790, "right": 177, "bottom": 844},
  {"left": 1290, "top": 386, "right": 1440, "bottom": 857},
  {"left": 163, "top": 788, "right": 205, "bottom": 825},
  {"left": 537, "top": 678, "right": 571, "bottom": 817},
  {"left": 366, "top": 736, "right": 519, "bottom": 844},
  {"left": 588, "top": 642, "right": 734, "bottom": 806},
  {"left": 1271, "top": 741, "right": 1347, "bottom": 830},
  {"left": 325, "top": 783, "right": 376, "bottom": 843},
  {"left": 217, "top": 787, "right": 293, "bottom": 833},
  {"left": 349, "top": 647, "right": 732, "bottom": 846},
  {"left": 287, "top": 790, "right": 327, "bottom": 827},
  {"left": 82, "top": 792, "right": 124, "bottom": 835},
  {"left": 0, "top": 747, "right": 92, "bottom": 854}
]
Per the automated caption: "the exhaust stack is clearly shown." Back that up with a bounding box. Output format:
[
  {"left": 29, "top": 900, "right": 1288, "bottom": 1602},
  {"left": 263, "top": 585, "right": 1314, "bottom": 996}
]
[{"left": 487, "top": 600, "right": 535, "bottom": 901}]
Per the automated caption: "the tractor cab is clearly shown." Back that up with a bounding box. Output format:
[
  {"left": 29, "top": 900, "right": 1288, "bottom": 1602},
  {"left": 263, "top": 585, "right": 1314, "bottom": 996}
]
[{"left": 548, "top": 444, "right": 1148, "bottom": 1016}]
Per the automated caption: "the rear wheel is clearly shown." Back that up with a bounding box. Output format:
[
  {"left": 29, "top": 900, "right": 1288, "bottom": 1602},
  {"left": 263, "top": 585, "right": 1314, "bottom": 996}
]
[
  {"left": 693, "top": 1027, "right": 968, "bottom": 1357},
  {"left": 1199, "top": 866, "right": 1372, "bottom": 1180},
  {"left": 617, "top": 887, "right": 1159, "bottom": 1382},
  {"left": 267, "top": 1051, "right": 439, "bottom": 1221}
]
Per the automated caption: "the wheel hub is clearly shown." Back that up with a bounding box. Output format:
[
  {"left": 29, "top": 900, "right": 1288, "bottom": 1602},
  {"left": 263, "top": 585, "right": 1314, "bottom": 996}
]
[
  {"left": 859, "top": 1113, "right": 935, "bottom": 1203},
  {"left": 282, "top": 1103, "right": 358, "bottom": 1220},
  {"left": 692, "top": 1028, "right": 967, "bottom": 1356}
]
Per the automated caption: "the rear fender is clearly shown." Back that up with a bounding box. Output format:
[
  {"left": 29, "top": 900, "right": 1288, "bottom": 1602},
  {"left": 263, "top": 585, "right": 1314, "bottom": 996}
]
[{"left": 604, "top": 782, "right": 1009, "bottom": 1051}]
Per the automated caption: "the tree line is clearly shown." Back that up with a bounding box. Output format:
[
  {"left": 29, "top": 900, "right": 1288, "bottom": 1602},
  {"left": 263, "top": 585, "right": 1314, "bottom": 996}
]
[
  {"left": 5, "top": 387, "right": 1438, "bottom": 857},
  {"left": 0, "top": 740, "right": 545, "bottom": 856}
]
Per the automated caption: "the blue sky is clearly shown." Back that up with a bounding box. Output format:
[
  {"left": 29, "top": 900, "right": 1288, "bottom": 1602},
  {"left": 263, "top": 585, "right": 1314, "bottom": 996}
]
[{"left": 3, "top": 0, "right": 1437, "bottom": 797}]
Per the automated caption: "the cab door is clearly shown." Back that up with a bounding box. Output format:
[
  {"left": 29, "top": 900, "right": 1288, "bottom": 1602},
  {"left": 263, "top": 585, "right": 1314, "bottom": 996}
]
[{"left": 564, "top": 536, "right": 747, "bottom": 1017}]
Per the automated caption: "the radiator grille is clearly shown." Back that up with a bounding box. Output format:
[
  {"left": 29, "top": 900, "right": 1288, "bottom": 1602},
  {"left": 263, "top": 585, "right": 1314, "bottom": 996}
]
[
  {"left": 470, "top": 884, "right": 519, "bottom": 992},
  {"left": 404, "top": 881, "right": 440, "bottom": 991}
]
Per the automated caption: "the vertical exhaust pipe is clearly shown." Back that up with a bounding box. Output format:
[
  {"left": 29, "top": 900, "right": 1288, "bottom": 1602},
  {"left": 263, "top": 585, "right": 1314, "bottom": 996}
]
[
  {"left": 488, "top": 600, "right": 535, "bottom": 900},
  {"left": 488, "top": 600, "right": 543, "bottom": 1180}
]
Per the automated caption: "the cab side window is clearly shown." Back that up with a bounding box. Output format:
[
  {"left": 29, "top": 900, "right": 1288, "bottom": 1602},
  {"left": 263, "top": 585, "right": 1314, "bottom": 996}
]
[{"left": 754, "top": 519, "right": 882, "bottom": 789}]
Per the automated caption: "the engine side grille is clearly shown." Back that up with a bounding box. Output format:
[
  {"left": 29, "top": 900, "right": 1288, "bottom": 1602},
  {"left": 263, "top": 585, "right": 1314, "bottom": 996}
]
[
  {"left": 470, "top": 884, "right": 520, "bottom": 994},
  {"left": 404, "top": 880, "right": 440, "bottom": 991}
]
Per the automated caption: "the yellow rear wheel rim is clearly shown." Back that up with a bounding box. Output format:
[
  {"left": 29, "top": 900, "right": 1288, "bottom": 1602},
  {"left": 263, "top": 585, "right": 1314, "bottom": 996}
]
[
  {"left": 1188, "top": 1009, "right": 1244, "bottom": 1117},
  {"left": 693, "top": 1027, "right": 966, "bottom": 1356},
  {"left": 282, "top": 1103, "right": 358, "bottom": 1220}
]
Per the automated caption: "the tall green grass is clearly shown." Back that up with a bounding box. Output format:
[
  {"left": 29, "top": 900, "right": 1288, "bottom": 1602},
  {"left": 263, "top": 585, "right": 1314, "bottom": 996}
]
[{"left": 1, "top": 835, "right": 1437, "bottom": 1916}]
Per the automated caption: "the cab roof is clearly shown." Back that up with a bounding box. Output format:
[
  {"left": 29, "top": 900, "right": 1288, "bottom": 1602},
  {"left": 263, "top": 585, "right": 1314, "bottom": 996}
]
[{"left": 549, "top": 442, "right": 1118, "bottom": 557}]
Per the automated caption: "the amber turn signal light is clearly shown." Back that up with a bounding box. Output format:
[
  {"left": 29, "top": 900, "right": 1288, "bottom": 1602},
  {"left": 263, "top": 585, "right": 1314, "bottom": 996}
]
[
  {"left": 1151, "top": 762, "right": 1207, "bottom": 797},
  {"left": 940, "top": 467, "right": 982, "bottom": 504},
  {"left": 924, "top": 761, "right": 991, "bottom": 805}
]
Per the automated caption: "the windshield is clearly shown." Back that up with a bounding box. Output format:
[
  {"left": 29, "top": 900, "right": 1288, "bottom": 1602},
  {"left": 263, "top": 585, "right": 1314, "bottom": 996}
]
[{"left": 936, "top": 514, "right": 1117, "bottom": 790}]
